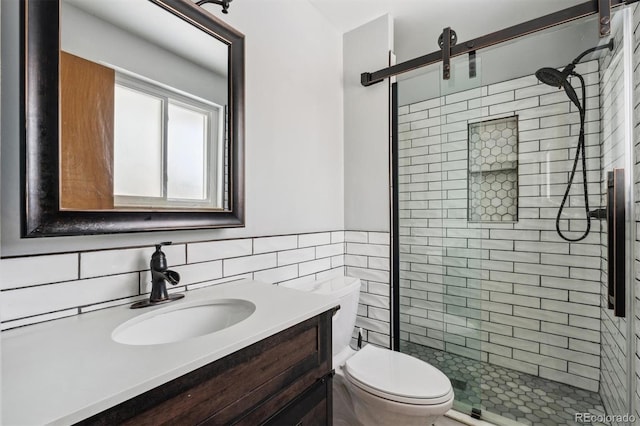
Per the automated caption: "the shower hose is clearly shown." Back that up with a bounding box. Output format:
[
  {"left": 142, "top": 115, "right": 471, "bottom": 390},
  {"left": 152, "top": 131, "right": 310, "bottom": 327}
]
[{"left": 556, "top": 72, "right": 591, "bottom": 242}]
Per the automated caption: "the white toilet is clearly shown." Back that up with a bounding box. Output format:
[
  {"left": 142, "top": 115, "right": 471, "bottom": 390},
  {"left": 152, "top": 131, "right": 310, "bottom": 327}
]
[{"left": 282, "top": 276, "right": 454, "bottom": 426}]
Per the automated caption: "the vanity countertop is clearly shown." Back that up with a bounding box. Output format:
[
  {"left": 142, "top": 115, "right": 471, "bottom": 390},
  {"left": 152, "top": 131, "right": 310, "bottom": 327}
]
[{"left": 1, "top": 279, "right": 339, "bottom": 425}]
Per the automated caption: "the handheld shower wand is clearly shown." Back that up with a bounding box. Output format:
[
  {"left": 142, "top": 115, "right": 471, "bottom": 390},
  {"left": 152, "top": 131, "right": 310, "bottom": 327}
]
[{"left": 534, "top": 40, "right": 613, "bottom": 242}]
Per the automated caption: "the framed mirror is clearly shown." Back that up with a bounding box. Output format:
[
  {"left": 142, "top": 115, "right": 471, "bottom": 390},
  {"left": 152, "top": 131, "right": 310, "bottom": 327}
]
[{"left": 21, "top": 0, "right": 244, "bottom": 237}]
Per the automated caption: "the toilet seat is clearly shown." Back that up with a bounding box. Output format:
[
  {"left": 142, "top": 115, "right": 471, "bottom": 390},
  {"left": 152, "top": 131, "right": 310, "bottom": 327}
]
[{"left": 343, "top": 345, "right": 454, "bottom": 406}]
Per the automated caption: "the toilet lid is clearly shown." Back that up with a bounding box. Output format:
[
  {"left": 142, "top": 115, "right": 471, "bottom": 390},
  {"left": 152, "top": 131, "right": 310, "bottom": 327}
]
[{"left": 344, "top": 345, "right": 453, "bottom": 405}]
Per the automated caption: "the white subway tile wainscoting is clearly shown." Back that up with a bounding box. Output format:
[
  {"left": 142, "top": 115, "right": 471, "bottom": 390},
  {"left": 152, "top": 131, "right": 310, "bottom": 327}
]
[
  {"left": 1, "top": 230, "right": 392, "bottom": 347},
  {"left": 0, "top": 231, "right": 353, "bottom": 330},
  {"left": 345, "top": 231, "right": 392, "bottom": 348}
]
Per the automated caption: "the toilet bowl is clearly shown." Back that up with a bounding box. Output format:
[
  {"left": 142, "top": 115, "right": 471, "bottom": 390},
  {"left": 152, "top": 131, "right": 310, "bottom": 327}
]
[{"left": 281, "top": 276, "right": 454, "bottom": 426}]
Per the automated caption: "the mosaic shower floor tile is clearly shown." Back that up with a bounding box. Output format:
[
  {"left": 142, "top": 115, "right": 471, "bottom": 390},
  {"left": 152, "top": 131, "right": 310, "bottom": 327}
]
[{"left": 400, "top": 341, "right": 609, "bottom": 426}]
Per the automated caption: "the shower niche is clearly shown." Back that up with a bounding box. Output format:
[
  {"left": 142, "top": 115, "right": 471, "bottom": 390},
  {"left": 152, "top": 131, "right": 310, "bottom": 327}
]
[{"left": 467, "top": 116, "right": 518, "bottom": 222}]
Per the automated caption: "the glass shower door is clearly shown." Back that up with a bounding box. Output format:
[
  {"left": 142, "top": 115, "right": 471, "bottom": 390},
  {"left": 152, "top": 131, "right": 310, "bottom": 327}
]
[
  {"left": 396, "top": 52, "right": 486, "bottom": 418},
  {"left": 397, "top": 6, "right": 636, "bottom": 425}
]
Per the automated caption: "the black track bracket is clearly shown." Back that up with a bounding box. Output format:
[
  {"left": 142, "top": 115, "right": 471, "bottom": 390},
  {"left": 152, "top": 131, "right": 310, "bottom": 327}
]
[
  {"left": 469, "top": 50, "right": 477, "bottom": 78},
  {"left": 599, "top": 0, "right": 611, "bottom": 37},
  {"left": 440, "top": 27, "right": 454, "bottom": 80}
]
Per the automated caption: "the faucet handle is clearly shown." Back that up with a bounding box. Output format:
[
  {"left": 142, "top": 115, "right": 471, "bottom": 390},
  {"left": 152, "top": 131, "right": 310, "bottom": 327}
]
[
  {"left": 155, "top": 241, "right": 173, "bottom": 250},
  {"left": 165, "top": 270, "right": 180, "bottom": 285}
]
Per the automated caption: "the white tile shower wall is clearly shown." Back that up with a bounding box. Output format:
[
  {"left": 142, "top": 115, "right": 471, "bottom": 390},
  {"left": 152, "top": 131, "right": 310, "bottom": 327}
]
[
  {"left": 633, "top": 2, "right": 640, "bottom": 421},
  {"left": 345, "top": 231, "right": 391, "bottom": 349},
  {"left": 397, "top": 61, "right": 602, "bottom": 392},
  {"left": 599, "top": 20, "right": 631, "bottom": 424},
  {"left": 0, "top": 231, "right": 346, "bottom": 330}
]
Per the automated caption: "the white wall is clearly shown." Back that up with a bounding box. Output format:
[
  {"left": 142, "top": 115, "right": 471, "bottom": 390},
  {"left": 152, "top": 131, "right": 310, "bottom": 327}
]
[
  {"left": 340, "top": 15, "right": 394, "bottom": 350},
  {"left": 343, "top": 14, "right": 392, "bottom": 232},
  {"left": 0, "top": 0, "right": 344, "bottom": 256}
]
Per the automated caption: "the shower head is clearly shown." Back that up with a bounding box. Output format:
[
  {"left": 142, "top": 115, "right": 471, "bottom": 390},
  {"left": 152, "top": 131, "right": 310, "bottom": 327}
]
[
  {"left": 535, "top": 39, "right": 613, "bottom": 109},
  {"left": 535, "top": 67, "right": 569, "bottom": 88},
  {"left": 536, "top": 65, "right": 580, "bottom": 108}
]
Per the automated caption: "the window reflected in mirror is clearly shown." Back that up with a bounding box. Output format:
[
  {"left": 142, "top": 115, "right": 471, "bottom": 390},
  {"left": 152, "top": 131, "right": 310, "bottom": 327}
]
[{"left": 113, "top": 73, "right": 225, "bottom": 209}]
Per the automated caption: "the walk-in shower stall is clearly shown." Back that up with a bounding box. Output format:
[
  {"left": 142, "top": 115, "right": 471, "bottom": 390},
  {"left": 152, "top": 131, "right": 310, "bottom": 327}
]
[{"left": 366, "top": 1, "right": 638, "bottom": 425}]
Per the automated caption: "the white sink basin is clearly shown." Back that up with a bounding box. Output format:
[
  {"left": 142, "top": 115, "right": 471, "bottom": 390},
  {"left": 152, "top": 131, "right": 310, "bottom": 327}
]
[{"left": 112, "top": 298, "right": 256, "bottom": 345}]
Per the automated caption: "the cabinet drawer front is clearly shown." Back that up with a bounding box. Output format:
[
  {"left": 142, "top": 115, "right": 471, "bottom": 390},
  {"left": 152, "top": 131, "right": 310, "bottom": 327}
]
[
  {"left": 263, "top": 375, "right": 332, "bottom": 426},
  {"left": 199, "top": 325, "right": 325, "bottom": 425}
]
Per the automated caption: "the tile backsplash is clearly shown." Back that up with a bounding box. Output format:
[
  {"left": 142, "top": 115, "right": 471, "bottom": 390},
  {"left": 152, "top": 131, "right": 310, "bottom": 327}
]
[
  {"left": 0, "top": 231, "right": 354, "bottom": 330},
  {"left": 345, "top": 231, "right": 392, "bottom": 349}
]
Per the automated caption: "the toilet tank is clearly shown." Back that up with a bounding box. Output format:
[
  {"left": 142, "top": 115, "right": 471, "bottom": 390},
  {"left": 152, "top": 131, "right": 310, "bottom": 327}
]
[{"left": 281, "top": 276, "right": 361, "bottom": 356}]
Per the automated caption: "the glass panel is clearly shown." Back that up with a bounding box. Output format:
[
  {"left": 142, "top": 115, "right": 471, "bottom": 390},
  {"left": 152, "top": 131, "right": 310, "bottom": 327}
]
[
  {"left": 598, "top": 6, "right": 634, "bottom": 423},
  {"left": 397, "top": 7, "right": 636, "bottom": 424},
  {"left": 167, "top": 102, "right": 208, "bottom": 200},
  {"left": 439, "top": 54, "right": 486, "bottom": 417},
  {"left": 397, "top": 52, "right": 486, "bottom": 418},
  {"left": 113, "top": 85, "right": 163, "bottom": 198}
]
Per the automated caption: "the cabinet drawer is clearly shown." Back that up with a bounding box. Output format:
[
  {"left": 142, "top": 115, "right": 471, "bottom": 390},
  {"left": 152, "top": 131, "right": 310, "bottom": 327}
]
[
  {"left": 263, "top": 375, "right": 332, "bottom": 426},
  {"left": 77, "top": 311, "right": 333, "bottom": 426}
]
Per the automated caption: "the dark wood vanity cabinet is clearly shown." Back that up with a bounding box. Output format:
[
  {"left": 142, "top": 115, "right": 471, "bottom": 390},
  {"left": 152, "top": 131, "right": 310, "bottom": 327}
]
[{"left": 77, "top": 310, "right": 335, "bottom": 426}]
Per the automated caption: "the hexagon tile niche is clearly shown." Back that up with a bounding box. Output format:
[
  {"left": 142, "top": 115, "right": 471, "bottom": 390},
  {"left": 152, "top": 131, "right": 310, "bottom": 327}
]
[{"left": 468, "top": 116, "right": 518, "bottom": 222}]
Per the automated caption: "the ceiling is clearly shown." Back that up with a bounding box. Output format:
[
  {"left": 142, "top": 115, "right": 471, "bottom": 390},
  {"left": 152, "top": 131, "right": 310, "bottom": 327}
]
[
  {"left": 307, "top": 0, "right": 588, "bottom": 62},
  {"left": 65, "top": 0, "right": 229, "bottom": 77}
]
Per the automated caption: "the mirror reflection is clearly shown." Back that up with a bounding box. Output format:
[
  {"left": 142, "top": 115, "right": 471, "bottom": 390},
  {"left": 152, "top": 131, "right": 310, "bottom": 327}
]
[{"left": 60, "top": 0, "right": 230, "bottom": 211}]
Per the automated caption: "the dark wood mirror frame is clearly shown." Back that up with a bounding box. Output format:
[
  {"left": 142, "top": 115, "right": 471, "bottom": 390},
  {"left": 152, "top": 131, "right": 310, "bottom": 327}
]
[{"left": 21, "top": 0, "right": 245, "bottom": 237}]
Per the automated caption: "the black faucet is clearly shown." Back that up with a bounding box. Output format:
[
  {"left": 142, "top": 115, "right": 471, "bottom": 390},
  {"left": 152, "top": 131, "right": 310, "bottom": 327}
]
[{"left": 131, "top": 242, "right": 184, "bottom": 309}]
